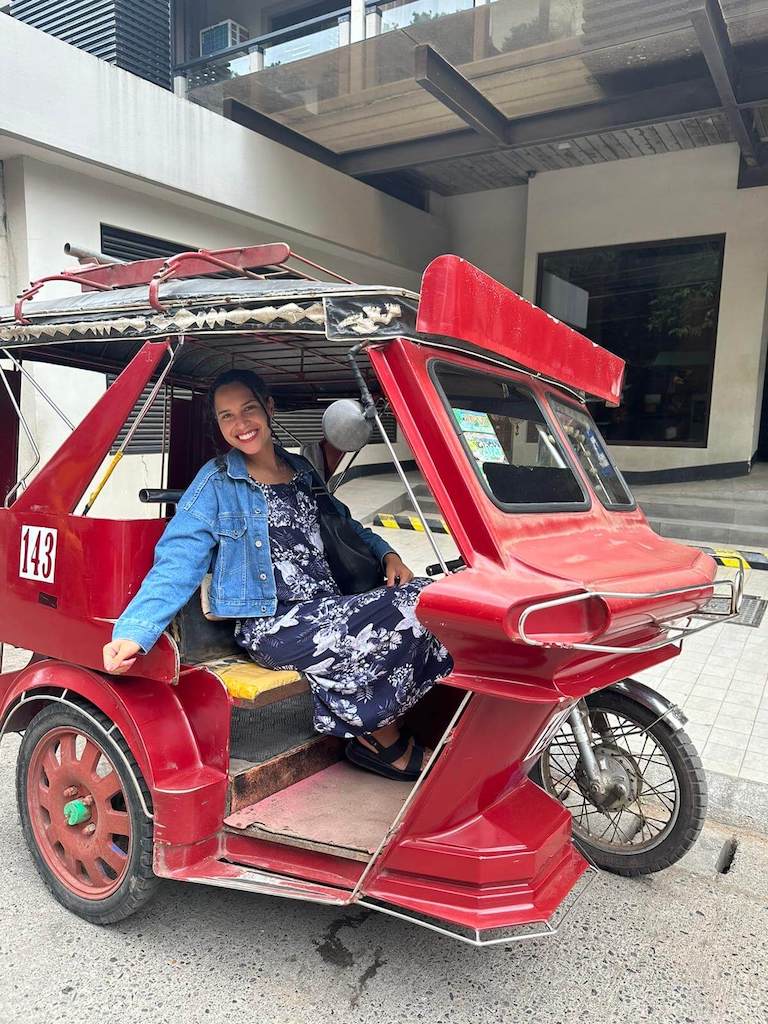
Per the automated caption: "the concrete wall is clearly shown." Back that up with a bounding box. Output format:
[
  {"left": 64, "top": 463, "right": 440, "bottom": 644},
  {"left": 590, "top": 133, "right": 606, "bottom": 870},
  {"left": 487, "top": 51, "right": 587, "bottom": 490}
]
[
  {"left": 435, "top": 184, "right": 528, "bottom": 292},
  {"left": 0, "top": 13, "right": 447, "bottom": 289},
  {"left": 523, "top": 145, "right": 768, "bottom": 474},
  {"left": 0, "top": 12, "right": 450, "bottom": 516}
]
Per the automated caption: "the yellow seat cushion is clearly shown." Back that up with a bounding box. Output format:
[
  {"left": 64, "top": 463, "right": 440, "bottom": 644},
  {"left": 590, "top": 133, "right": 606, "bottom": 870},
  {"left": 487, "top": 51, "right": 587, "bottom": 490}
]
[{"left": 208, "top": 659, "right": 304, "bottom": 702}]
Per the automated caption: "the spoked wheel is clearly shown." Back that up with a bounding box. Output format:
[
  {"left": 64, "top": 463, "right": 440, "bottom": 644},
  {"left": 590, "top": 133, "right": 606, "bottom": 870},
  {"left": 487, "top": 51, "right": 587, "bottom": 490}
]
[
  {"left": 532, "top": 689, "right": 707, "bottom": 875},
  {"left": 17, "top": 703, "right": 158, "bottom": 923}
]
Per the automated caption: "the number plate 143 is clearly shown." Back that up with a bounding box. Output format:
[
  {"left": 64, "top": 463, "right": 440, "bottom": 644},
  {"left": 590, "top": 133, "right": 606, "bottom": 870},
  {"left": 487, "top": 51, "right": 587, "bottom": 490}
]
[{"left": 19, "top": 525, "right": 58, "bottom": 584}]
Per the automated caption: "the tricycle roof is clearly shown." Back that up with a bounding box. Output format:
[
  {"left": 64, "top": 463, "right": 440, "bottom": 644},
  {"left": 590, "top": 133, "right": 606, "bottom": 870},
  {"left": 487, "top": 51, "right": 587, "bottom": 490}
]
[{"left": 0, "top": 248, "right": 625, "bottom": 407}]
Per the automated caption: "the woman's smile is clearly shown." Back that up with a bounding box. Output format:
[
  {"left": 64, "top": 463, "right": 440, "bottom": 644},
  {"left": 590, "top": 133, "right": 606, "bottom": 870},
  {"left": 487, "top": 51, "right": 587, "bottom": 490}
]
[{"left": 214, "top": 382, "right": 273, "bottom": 457}]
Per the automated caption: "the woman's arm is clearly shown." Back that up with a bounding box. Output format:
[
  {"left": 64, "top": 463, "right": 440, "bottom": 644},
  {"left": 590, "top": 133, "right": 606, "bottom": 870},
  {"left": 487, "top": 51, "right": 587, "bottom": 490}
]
[{"left": 108, "top": 503, "right": 218, "bottom": 662}]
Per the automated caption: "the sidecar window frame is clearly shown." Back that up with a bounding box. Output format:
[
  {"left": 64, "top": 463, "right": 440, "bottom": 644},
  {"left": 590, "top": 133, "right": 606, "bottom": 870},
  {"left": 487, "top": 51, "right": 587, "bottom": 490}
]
[
  {"left": 547, "top": 392, "right": 637, "bottom": 512},
  {"left": 429, "top": 359, "right": 591, "bottom": 514}
]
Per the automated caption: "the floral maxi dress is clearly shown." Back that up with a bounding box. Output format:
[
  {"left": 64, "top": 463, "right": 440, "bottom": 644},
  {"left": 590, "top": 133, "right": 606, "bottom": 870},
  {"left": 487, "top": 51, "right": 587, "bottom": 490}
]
[{"left": 234, "top": 480, "right": 453, "bottom": 738}]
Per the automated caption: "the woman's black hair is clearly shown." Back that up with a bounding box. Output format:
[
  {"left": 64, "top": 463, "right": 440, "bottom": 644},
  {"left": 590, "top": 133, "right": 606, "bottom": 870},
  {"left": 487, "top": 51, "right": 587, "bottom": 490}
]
[{"left": 207, "top": 368, "right": 273, "bottom": 469}]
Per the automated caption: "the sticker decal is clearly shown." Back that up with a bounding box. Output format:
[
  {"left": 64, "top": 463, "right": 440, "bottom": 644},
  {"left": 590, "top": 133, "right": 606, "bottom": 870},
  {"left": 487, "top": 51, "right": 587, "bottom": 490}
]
[{"left": 19, "top": 525, "right": 58, "bottom": 584}]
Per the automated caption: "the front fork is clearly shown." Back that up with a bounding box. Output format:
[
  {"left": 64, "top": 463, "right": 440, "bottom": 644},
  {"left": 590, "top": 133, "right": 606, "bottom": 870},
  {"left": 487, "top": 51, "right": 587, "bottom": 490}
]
[{"left": 568, "top": 702, "right": 628, "bottom": 805}]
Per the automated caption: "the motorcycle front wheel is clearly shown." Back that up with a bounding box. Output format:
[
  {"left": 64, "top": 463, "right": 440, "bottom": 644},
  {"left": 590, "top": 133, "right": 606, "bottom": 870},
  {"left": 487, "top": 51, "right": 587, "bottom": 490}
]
[{"left": 532, "top": 689, "right": 707, "bottom": 876}]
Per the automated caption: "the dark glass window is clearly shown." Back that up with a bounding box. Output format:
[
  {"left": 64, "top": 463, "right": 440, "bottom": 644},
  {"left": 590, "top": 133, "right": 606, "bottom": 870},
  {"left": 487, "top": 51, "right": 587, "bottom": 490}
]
[
  {"left": 434, "top": 363, "right": 587, "bottom": 510},
  {"left": 550, "top": 397, "right": 634, "bottom": 509},
  {"left": 537, "top": 236, "right": 725, "bottom": 447}
]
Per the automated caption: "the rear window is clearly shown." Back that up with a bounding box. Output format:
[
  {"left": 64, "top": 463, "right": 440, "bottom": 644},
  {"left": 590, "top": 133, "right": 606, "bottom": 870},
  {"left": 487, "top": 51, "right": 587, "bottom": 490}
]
[
  {"left": 433, "top": 363, "right": 588, "bottom": 510},
  {"left": 549, "top": 397, "right": 635, "bottom": 509}
]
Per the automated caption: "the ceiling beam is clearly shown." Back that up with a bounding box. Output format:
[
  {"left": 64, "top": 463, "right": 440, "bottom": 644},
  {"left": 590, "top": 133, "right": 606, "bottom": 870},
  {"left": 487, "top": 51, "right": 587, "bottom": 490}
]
[
  {"left": 339, "top": 77, "right": 726, "bottom": 176},
  {"left": 414, "top": 44, "right": 508, "bottom": 144},
  {"left": 691, "top": 0, "right": 766, "bottom": 166}
]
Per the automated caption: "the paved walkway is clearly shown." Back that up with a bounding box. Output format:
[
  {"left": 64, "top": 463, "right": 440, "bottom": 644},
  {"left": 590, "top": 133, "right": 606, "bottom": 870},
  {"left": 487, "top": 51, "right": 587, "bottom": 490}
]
[{"left": 636, "top": 566, "right": 768, "bottom": 786}]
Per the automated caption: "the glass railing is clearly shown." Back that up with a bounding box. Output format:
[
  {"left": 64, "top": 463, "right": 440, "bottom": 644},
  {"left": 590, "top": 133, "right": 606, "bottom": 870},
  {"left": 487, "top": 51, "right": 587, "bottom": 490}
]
[
  {"left": 379, "top": 0, "right": 476, "bottom": 33},
  {"left": 182, "top": 0, "right": 768, "bottom": 145},
  {"left": 264, "top": 23, "right": 342, "bottom": 68},
  {"left": 181, "top": 10, "right": 349, "bottom": 92}
]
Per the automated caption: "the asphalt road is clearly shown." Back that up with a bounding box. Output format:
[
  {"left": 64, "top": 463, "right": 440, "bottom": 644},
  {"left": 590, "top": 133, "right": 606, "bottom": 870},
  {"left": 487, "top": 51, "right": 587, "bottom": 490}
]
[{"left": 0, "top": 732, "right": 766, "bottom": 1024}]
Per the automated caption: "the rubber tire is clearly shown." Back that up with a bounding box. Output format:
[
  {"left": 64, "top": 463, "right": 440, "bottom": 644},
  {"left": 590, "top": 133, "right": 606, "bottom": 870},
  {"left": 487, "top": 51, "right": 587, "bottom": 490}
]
[
  {"left": 531, "top": 690, "right": 707, "bottom": 876},
  {"left": 16, "top": 702, "right": 159, "bottom": 924}
]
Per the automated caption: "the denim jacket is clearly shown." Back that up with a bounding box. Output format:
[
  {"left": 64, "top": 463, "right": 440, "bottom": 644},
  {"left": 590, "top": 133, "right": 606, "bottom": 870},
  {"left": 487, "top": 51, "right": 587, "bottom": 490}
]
[{"left": 113, "top": 447, "right": 395, "bottom": 654}]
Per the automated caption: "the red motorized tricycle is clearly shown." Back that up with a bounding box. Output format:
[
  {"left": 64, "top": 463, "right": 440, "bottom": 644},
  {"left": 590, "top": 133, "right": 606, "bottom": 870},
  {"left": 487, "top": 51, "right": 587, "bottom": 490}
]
[{"left": 0, "top": 245, "right": 740, "bottom": 945}]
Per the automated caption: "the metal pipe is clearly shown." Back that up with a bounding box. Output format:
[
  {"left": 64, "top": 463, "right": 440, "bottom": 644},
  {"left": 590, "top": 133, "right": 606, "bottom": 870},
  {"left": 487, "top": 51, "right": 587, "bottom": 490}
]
[
  {"left": 568, "top": 704, "right": 604, "bottom": 794},
  {"left": 82, "top": 341, "right": 181, "bottom": 516},
  {"left": 345, "top": 341, "right": 450, "bottom": 573},
  {"left": 64, "top": 243, "right": 124, "bottom": 265},
  {"left": 2, "top": 349, "right": 75, "bottom": 430}
]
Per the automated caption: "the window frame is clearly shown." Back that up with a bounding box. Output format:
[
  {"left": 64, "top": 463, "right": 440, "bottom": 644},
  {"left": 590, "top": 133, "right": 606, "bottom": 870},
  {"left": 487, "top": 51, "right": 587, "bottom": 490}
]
[
  {"left": 547, "top": 391, "right": 637, "bottom": 512},
  {"left": 535, "top": 234, "right": 726, "bottom": 450},
  {"left": 429, "top": 358, "right": 592, "bottom": 515}
]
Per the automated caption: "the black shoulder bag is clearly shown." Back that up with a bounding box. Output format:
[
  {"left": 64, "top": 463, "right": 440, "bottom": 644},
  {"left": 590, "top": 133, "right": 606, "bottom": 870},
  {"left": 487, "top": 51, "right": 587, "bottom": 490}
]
[{"left": 302, "top": 479, "right": 384, "bottom": 595}]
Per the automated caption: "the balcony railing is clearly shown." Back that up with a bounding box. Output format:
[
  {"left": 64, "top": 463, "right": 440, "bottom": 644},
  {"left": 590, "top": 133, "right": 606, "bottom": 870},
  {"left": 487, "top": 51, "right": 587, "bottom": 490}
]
[{"left": 174, "top": 0, "right": 495, "bottom": 93}]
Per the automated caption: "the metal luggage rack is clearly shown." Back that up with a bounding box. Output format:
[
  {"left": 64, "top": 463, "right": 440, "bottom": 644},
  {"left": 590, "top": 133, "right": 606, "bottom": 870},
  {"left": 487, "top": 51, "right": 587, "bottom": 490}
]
[
  {"left": 517, "top": 570, "right": 744, "bottom": 655},
  {"left": 11, "top": 243, "right": 354, "bottom": 324}
]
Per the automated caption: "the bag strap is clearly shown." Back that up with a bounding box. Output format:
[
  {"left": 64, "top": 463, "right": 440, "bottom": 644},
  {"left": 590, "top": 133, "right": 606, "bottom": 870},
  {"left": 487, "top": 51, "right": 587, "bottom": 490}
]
[{"left": 297, "top": 473, "right": 340, "bottom": 519}]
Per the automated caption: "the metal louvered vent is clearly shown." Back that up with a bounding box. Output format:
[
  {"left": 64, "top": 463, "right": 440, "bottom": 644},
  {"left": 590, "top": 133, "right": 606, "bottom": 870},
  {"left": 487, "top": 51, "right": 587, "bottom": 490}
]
[
  {"left": 108, "top": 376, "right": 170, "bottom": 456},
  {"left": 10, "top": 0, "right": 172, "bottom": 89},
  {"left": 272, "top": 408, "right": 397, "bottom": 447},
  {"left": 100, "top": 225, "right": 190, "bottom": 263}
]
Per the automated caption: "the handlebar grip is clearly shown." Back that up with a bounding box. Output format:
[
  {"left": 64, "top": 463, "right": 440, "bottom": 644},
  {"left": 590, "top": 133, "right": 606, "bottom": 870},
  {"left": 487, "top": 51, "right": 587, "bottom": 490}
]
[
  {"left": 138, "top": 488, "right": 184, "bottom": 504},
  {"left": 425, "top": 557, "right": 465, "bottom": 577}
]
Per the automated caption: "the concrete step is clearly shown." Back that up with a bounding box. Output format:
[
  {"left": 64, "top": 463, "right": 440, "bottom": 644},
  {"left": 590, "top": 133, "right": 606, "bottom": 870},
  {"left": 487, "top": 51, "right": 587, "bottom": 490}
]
[
  {"left": 639, "top": 496, "right": 768, "bottom": 528},
  {"left": 648, "top": 516, "right": 768, "bottom": 548}
]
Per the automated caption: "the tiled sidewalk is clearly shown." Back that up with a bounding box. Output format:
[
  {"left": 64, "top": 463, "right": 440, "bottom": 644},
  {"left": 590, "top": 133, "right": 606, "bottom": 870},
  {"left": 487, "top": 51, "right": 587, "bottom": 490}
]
[{"left": 635, "top": 566, "right": 768, "bottom": 786}]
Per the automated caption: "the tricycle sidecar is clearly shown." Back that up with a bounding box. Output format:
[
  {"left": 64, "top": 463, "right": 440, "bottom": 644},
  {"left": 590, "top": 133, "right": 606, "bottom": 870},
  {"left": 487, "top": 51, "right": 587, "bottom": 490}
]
[{"left": 0, "top": 245, "right": 739, "bottom": 943}]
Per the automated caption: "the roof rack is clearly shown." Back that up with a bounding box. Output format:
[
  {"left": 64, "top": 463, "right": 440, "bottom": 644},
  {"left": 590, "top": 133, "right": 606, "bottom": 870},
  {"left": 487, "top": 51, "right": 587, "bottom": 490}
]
[{"left": 13, "top": 243, "right": 354, "bottom": 324}]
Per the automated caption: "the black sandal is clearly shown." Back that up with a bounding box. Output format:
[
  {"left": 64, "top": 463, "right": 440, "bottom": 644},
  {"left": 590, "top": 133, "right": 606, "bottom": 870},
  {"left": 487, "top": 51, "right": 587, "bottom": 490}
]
[{"left": 345, "top": 731, "right": 425, "bottom": 782}]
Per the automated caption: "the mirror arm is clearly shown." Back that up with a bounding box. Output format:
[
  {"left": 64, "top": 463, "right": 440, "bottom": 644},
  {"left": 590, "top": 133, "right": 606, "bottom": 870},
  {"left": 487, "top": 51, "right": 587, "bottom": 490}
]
[{"left": 345, "top": 344, "right": 377, "bottom": 419}]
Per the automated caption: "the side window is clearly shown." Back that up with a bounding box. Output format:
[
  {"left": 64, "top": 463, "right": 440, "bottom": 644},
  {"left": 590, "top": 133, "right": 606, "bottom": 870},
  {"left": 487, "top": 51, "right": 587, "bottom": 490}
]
[
  {"left": 434, "top": 363, "right": 587, "bottom": 509},
  {"left": 549, "top": 397, "right": 635, "bottom": 509}
]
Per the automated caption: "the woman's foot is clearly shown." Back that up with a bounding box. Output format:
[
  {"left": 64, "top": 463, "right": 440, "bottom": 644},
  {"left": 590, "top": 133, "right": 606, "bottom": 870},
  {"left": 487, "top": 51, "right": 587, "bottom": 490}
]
[{"left": 345, "top": 726, "right": 432, "bottom": 781}]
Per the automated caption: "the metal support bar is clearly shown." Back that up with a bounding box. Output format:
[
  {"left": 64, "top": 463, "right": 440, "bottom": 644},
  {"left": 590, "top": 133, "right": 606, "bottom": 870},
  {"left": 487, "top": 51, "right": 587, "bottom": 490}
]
[
  {"left": 691, "top": 0, "right": 765, "bottom": 166},
  {"left": 414, "top": 44, "right": 508, "bottom": 143},
  {"left": 1, "top": 350, "right": 75, "bottom": 431},
  {"left": 1, "top": 364, "right": 40, "bottom": 506}
]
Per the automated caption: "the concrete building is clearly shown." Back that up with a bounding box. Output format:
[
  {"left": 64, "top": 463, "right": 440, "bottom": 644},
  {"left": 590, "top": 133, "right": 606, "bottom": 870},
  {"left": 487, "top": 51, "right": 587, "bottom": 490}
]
[{"left": 2, "top": 0, "right": 768, "bottom": 518}]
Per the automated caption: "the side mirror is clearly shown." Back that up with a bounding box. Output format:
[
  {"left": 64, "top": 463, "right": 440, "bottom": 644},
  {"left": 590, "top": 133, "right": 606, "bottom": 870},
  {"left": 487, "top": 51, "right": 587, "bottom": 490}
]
[{"left": 322, "top": 399, "right": 373, "bottom": 452}]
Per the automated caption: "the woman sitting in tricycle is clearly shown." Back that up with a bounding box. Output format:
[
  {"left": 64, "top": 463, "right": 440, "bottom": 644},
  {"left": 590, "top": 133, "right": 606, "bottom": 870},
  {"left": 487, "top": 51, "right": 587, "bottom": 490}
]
[{"left": 104, "top": 368, "right": 452, "bottom": 780}]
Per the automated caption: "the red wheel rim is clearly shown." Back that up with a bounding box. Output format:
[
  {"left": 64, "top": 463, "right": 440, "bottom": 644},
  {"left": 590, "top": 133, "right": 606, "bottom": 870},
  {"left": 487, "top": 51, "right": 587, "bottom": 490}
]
[{"left": 27, "top": 726, "right": 132, "bottom": 900}]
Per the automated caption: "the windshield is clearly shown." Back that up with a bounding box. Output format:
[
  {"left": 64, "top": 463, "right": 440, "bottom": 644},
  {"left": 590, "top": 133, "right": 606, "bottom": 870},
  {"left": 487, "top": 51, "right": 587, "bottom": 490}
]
[
  {"left": 549, "top": 397, "right": 634, "bottom": 509},
  {"left": 433, "top": 363, "right": 587, "bottom": 510}
]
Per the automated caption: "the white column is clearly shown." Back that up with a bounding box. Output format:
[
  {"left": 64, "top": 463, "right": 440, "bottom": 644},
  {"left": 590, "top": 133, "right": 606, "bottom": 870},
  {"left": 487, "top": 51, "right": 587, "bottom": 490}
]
[
  {"left": 366, "top": 6, "right": 383, "bottom": 37},
  {"left": 339, "top": 14, "right": 352, "bottom": 47},
  {"left": 248, "top": 46, "right": 265, "bottom": 73},
  {"left": 351, "top": 0, "right": 366, "bottom": 43},
  {"left": 173, "top": 74, "right": 187, "bottom": 98}
]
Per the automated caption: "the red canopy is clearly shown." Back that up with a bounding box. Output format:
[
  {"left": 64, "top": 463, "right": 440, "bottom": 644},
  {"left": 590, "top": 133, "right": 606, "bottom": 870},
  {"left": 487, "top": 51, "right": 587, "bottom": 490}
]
[{"left": 416, "top": 256, "right": 625, "bottom": 406}]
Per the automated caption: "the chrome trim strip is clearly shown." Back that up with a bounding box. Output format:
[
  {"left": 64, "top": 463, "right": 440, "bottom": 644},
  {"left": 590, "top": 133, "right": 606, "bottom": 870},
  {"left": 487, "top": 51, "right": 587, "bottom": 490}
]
[
  {"left": 183, "top": 869, "right": 351, "bottom": 905},
  {"left": 357, "top": 864, "right": 598, "bottom": 948},
  {"left": 517, "top": 571, "right": 743, "bottom": 654}
]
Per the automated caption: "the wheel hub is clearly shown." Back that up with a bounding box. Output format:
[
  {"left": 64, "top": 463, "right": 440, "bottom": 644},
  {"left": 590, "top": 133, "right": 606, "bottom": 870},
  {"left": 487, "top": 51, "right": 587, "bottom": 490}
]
[
  {"left": 26, "top": 726, "right": 132, "bottom": 900},
  {"left": 574, "top": 744, "right": 642, "bottom": 811}
]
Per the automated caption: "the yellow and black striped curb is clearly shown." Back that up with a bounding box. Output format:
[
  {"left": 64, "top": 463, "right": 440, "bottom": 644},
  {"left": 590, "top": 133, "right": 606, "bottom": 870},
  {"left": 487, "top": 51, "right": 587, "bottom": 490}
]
[
  {"left": 698, "top": 546, "right": 768, "bottom": 571},
  {"left": 374, "top": 512, "right": 449, "bottom": 534},
  {"left": 373, "top": 516, "right": 768, "bottom": 571}
]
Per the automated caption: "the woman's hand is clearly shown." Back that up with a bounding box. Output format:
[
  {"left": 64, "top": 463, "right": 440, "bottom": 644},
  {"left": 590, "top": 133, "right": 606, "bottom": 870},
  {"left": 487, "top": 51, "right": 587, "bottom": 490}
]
[
  {"left": 103, "top": 639, "right": 142, "bottom": 675},
  {"left": 383, "top": 553, "right": 414, "bottom": 587}
]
